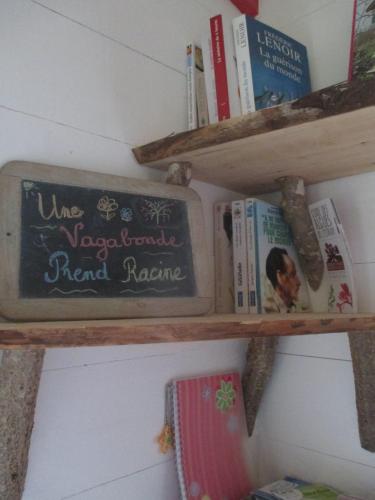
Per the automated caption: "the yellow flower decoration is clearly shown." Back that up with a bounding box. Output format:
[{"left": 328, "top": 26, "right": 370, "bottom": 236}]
[{"left": 201, "top": 495, "right": 211, "bottom": 500}]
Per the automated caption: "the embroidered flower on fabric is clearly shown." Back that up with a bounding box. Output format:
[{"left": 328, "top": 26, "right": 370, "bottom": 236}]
[
  {"left": 190, "top": 481, "right": 201, "bottom": 497},
  {"left": 215, "top": 379, "right": 236, "bottom": 412}
]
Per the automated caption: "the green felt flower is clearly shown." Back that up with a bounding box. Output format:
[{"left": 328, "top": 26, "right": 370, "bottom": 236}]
[{"left": 215, "top": 379, "right": 236, "bottom": 412}]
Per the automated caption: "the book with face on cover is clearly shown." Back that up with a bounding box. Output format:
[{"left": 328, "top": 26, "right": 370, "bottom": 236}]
[
  {"left": 169, "top": 372, "right": 252, "bottom": 499},
  {"left": 250, "top": 199, "right": 310, "bottom": 314}
]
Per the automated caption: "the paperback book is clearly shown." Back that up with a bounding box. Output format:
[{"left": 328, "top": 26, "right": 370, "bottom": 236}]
[
  {"left": 186, "top": 43, "right": 209, "bottom": 129},
  {"left": 249, "top": 199, "right": 310, "bottom": 314},
  {"left": 309, "top": 199, "right": 357, "bottom": 313},
  {"left": 232, "top": 15, "right": 311, "bottom": 114},
  {"left": 214, "top": 202, "right": 234, "bottom": 313},
  {"left": 201, "top": 34, "right": 219, "bottom": 124},
  {"left": 210, "top": 14, "right": 241, "bottom": 121},
  {"left": 232, "top": 199, "right": 249, "bottom": 313}
]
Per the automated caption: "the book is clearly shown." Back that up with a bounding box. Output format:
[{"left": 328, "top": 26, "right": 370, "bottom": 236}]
[
  {"left": 186, "top": 43, "right": 209, "bottom": 130},
  {"left": 348, "top": 0, "right": 375, "bottom": 80},
  {"left": 232, "top": 199, "right": 249, "bottom": 313},
  {"left": 309, "top": 199, "right": 357, "bottom": 313},
  {"left": 202, "top": 34, "right": 219, "bottom": 124},
  {"left": 214, "top": 202, "right": 234, "bottom": 313},
  {"left": 210, "top": 14, "right": 241, "bottom": 121},
  {"left": 251, "top": 199, "right": 310, "bottom": 313},
  {"left": 232, "top": 16, "right": 311, "bottom": 114},
  {"left": 186, "top": 43, "right": 197, "bottom": 130},
  {"left": 245, "top": 198, "right": 257, "bottom": 313},
  {"left": 251, "top": 476, "right": 361, "bottom": 499},
  {"left": 169, "top": 372, "right": 252, "bottom": 499}
]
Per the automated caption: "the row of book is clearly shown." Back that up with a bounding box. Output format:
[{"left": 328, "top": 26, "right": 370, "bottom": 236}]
[
  {"left": 187, "top": 12, "right": 311, "bottom": 129},
  {"left": 214, "top": 198, "right": 357, "bottom": 315}
]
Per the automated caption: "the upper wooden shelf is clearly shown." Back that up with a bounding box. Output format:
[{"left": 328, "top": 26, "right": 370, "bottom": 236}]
[
  {"left": 1, "top": 313, "right": 375, "bottom": 349},
  {"left": 133, "top": 79, "right": 375, "bottom": 194}
]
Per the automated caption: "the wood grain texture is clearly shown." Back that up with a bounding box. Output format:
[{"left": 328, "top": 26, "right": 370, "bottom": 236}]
[
  {"left": 133, "top": 79, "right": 375, "bottom": 194},
  {"left": 0, "top": 161, "right": 212, "bottom": 320},
  {"left": 348, "top": 331, "right": 375, "bottom": 452},
  {"left": 0, "top": 350, "right": 44, "bottom": 500},
  {"left": 0, "top": 313, "right": 375, "bottom": 349}
]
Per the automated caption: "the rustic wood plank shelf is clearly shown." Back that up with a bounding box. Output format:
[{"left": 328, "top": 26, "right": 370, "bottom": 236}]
[
  {"left": 133, "top": 79, "right": 375, "bottom": 194},
  {"left": 1, "top": 313, "right": 375, "bottom": 349}
]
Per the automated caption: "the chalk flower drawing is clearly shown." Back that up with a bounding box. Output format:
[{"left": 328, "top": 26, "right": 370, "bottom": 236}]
[
  {"left": 97, "top": 195, "right": 118, "bottom": 221},
  {"left": 120, "top": 207, "right": 133, "bottom": 222},
  {"left": 141, "top": 199, "right": 173, "bottom": 224}
]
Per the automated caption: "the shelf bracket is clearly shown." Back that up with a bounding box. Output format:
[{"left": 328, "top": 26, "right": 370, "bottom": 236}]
[
  {"left": 348, "top": 330, "right": 375, "bottom": 452},
  {"left": 0, "top": 349, "right": 45, "bottom": 499},
  {"left": 277, "top": 175, "right": 324, "bottom": 291}
]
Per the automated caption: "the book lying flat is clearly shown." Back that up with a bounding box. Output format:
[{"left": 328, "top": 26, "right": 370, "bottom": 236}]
[{"left": 169, "top": 372, "right": 251, "bottom": 499}]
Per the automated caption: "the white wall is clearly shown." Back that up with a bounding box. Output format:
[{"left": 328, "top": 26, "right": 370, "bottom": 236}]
[
  {"left": 1, "top": 0, "right": 375, "bottom": 499},
  {"left": 247, "top": 1, "right": 375, "bottom": 498}
]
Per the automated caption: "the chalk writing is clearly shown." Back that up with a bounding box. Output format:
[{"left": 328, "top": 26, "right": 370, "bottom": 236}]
[
  {"left": 20, "top": 180, "right": 196, "bottom": 298},
  {"left": 38, "top": 193, "right": 84, "bottom": 220}
]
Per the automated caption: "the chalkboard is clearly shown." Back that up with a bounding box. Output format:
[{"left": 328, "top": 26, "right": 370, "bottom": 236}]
[{"left": 20, "top": 179, "right": 196, "bottom": 299}]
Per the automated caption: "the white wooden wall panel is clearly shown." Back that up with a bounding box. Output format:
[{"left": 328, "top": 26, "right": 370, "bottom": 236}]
[
  {"left": 23, "top": 340, "right": 247, "bottom": 500},
  {"left": 0, "top": 0, "right": 186, "bottom": 145}
]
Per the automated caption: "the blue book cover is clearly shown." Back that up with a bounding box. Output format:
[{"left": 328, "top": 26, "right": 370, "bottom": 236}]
[{"left": 233, "top": 16, "right": 311, "bottom": 113}]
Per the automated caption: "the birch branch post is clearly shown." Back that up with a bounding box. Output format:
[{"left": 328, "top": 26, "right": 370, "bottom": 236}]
[{"left": 0, "top": 349, "right": 45, "bottom": 500}]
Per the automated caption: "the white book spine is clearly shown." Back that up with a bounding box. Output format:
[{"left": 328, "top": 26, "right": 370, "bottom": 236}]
[
  {"left": 201, "top": 35, "right": 218, "bottom": 124},
  {"left": 186, "top": 43, "right": 197, "bottom": 130},
  {"left": 245, "top": 198, "right": 257, "bottom": 313},
  {"left": 223, "top": 17, "right": 242, "bottom": 118},
  {"left": 232, "top": 200, "right": 249, "bottom": 313},
  {"left": 232, "top": 15, "right": 256, "bottom": 114}
]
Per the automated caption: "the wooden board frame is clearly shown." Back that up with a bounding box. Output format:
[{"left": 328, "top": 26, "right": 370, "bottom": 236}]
[{"left": 0, "top": 161, "right": 212, "bottom": 321}]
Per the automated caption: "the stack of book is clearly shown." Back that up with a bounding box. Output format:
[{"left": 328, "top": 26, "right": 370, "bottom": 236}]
[
  {"left": 187, "top": 12, "right": 311, "bottom": 129},
  {"left": 214, "top": 198, "right": 357, "bottom": 315}
]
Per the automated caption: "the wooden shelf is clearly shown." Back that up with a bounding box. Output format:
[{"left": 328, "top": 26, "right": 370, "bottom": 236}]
[
  {"left": 133, "top": 79, "right": 375, "bottom": 194},
  {"left": 1, "top": 313, "right": 375, "bottom": 349}
]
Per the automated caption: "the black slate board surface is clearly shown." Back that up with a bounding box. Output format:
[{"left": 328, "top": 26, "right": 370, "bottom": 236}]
[{"left": 20, "top": 179, "right": 196, "bottom": 298}]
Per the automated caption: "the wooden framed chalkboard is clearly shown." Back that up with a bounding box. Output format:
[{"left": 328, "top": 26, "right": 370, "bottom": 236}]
[{"left": 0, "top": 161, "right": 212, "bottom": 320}]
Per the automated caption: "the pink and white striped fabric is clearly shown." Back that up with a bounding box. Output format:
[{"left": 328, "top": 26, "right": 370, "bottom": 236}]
[{"left": 173, "top": 372, "right": 252, "bottom": 500}]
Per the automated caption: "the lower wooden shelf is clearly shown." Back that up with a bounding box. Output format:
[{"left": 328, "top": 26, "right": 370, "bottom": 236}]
[{"left": 1, "top": 313, "right": 375, "bottom": 349}]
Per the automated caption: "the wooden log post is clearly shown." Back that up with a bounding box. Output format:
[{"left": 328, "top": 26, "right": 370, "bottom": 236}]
[
  {"left": 277, "top": 176, "right": 324, "bottom": 291},
  {"left": 0, "top": 349, "right": 45, "bottom": 500},
  {"left": 348, "top": 331, "right": 375, "bottom": 452},
  {"left": 242, "top": 337, "right": 278, "bottom": 436}
]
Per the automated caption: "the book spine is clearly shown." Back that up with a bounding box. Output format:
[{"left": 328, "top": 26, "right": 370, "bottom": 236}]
[
  {"left": 194, "top": 46, "right": 209, "bottom": 127},
  {"left": 245, "top": 199, "right": 257, "bottom": 313},
  {"left": 253, "top": 201, "right": 262, "bottom": 312},
  {"left": 210, "top": 15, "right": 231, "bottom": 121},
  {"left": 202, "top": 35, "right": 219, "bottom": 124},
  {"left": 232, "top": 200, "right": 249, "bottom": 313},
  {"left": 214, "top": 202, "right": 234, "bottom": 313},
  {"left": 232, "top": 15, "right": 256, "bottom": 114},
  {"left": 186, "top": 43, "right": 197, "bottom": 130}
]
